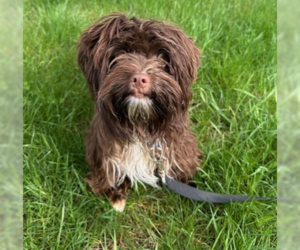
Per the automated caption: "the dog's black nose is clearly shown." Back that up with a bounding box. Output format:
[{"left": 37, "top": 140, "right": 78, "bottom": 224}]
[{"left": 131, "top": 73, "right": 150, "bottom": 90}]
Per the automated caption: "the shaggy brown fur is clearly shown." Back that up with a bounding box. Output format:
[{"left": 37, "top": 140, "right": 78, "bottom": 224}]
[{"left": 78, "top": 13, "right": 202, "bottom": 211}]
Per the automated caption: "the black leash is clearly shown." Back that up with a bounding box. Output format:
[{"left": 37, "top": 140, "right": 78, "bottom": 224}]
[{"left": 164, "top": 175, "right": 275, "bottom": 203}]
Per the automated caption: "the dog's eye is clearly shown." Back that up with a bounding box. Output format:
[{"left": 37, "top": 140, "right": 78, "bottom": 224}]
[
  {"left": 112, "top": 49, "right": 128, "bottom": 59},
  {"left": 108, "top": 56, "right": 118, "bottom": 70},
  {"left": 158, "top": 50, "right": 170, "bottom": 63},
  {"left": 163, "top": 63, "right": 171, "bottom": 74},
  {"left": 157, "top": 50, "right": 171, "bottom": 73},
  {"left": 158, "top": 56, "right": 171, "bottom": 74},
  {"left": 108, "top": 50, "right": 127, "bottom": 70}
]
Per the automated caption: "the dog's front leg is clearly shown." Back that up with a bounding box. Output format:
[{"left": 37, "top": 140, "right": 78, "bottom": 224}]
[
  {"left": 85, "top": 166, "right": 130, "bottom": 212},
  {"left": 166, "top": 127, "right": 201, "bottom": 184}
]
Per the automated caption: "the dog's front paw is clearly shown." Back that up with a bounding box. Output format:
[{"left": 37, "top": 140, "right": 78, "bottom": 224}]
[{"left": 111, "top": 199, "right": 126, "bottom": 212}]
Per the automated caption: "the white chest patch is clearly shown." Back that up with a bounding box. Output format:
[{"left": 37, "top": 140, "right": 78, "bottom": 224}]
[{"left": 106, "top": 139, "right": 170, "bottom": 188}]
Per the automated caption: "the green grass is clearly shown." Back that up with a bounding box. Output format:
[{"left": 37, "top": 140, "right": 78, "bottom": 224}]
[{"left": 23, "top": 0, "right": 277, "bottom": 249}]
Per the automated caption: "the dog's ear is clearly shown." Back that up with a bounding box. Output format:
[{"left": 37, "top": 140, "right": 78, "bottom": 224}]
[
  {"left": 78, "top": 13, "right": 129, "bottom": 99},
  {"left": 147, "top": 22, "right": 201, "bottom": 105}
]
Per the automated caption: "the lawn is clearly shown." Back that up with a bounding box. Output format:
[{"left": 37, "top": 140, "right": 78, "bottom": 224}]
[{"left": 23, "top": 0, "right": 277, "bottom": 249}]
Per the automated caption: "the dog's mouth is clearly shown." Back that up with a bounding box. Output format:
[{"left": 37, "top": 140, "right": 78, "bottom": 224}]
[
  {"left": 126, "top": 95, "right": 152, "bottom": 124},
  {"left": 132, "top": 90, "right": 150, "bottom": 99},
  {"left": 133, "top": 92, "right": 146, "bottom": 99}
]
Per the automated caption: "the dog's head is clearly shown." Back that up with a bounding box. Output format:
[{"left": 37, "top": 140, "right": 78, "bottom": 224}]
[{"left": 78, "top": 13, "right": 200, "bottom": 139}]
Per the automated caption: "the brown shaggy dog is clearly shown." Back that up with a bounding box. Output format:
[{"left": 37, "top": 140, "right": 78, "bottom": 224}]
[{"left": 78, "top": 13, "right": 202, "bottom": 211}]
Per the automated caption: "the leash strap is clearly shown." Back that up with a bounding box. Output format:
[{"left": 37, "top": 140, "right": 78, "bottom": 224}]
[{"left": 164, "top": 175, "right": 275, "bottom": 203}]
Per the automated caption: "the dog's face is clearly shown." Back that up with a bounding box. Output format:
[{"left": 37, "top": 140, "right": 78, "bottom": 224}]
[{"left": 78, "top": 13, "right": 200, "bottom": 139}]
